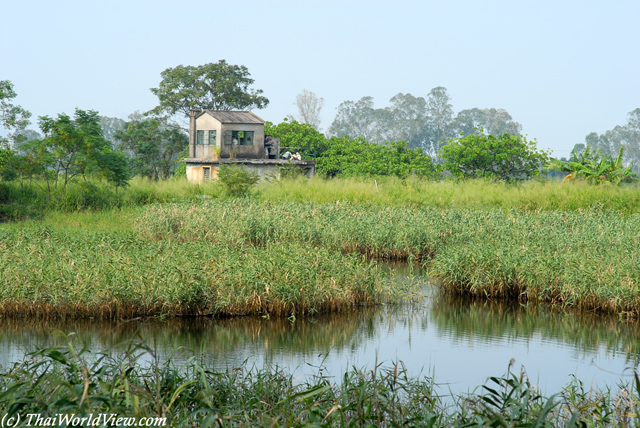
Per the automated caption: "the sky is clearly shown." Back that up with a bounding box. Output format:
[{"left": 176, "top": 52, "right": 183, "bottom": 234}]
[{"left": 1, "top": 0, "right": 639, "bottom": 158}]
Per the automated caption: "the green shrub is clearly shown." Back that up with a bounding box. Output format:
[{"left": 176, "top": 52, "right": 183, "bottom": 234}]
[{"left": 218, "top": 164, "right": 259, "bottom": 197}]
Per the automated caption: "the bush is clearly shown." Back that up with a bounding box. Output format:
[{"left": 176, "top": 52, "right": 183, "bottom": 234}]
[
  {"left": 441, "top": 132, "right": 550, "bottom": 180},
  {"left": 218, "top": 164, "right": 259, "bottom": 197}
]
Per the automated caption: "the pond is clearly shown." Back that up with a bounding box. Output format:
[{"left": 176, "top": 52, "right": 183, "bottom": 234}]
[{"left": 1, "top": 262, "right": 639, "bottom": 395}]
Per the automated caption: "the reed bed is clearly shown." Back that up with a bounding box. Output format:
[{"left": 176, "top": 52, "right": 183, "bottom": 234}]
[
  {"left": 2, "top": 339, "right": 639, "bottom": 427},
  {"left": 136, "top": 201, "right": 640, "bottom": 316},
  {"left": 4, "top": 176, "right": 640, "bottom": 224},
  {"left": 429, "top": 208, "right": 640, "bottom": 317},
  {"left": 135, "top": 200, "right": 447, "bottom": 260},
  {"left": 259, "top": 177, "right": 640, "bottom": 214},
  {"left": 0, "top": 228, "right": 399, "bottom": 319}
]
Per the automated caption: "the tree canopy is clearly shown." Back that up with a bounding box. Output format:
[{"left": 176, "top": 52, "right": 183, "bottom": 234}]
[
  {"left": 0, "top": 80, "right": 31, "bottom": 148},
  {"left": 440, "top": 132, "right": 549, "bottom": 180},
  {"left": 451, "top": 108, "right": 522, "bottom": 137},
  {"left": 266, "top": 119, "right": 437, "bottom": 179},
  {"left": 28, "top": 109, "right": 129, "bottom": 194},
  {"left": 115, "top": 118, "right": 188, "bottom": 180},
  {"left": 327, "top": 87, "right": 522, "bottom": 160},
  {"left": 148, "top": 60, "right": 269, "bottom": 119}
]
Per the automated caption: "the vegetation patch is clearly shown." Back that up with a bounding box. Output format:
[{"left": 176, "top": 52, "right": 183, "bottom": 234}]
[
  {"left": 1, "top": 340, "right": 638, "bottom": 427},
  {"left": 137, "top": 200, "right": 640, "bottom": 317},
  {"left": 0, "top": 228, "right": 400, "bottom": 319}
]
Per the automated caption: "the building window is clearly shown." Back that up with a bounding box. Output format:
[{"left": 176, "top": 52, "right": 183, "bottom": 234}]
[
  {"left": 196, "top": 130, "right": 204, "bottom": 145},
  {"left": 224, "top": 130, "right": 254, "bottom": 145},
  {"left": 232, "top": 130, "right": 254, "bottom": 146},
  {"left": 203, "top": 167, "right": 211, "bottom": 180},
  {"left": 208, "top": 130, "right": 217, "bottom": 146}
]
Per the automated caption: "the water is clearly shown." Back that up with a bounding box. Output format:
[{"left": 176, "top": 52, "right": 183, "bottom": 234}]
[{"left": 1, "top": 263, "right": 639, "bottom": 395}]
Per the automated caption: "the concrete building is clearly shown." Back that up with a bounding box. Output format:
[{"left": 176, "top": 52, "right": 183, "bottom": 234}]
[{"left": 185, "top": 109, "right": 316, "bottom": 184}]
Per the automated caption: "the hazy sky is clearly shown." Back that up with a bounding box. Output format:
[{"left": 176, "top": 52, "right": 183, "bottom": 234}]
[{"left": 1, "top": 0, "right": 638, "bottom": 157}]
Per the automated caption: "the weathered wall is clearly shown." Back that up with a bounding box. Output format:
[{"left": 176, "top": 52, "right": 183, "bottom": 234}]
[
  {"left": 220, "top": 123, "right": 265, "bottom": 159},
  {"left": 191, "top": 113, "right": 265, "bottom": 160},
  {"left": 193, "top": 114, "right": 223, "bottom": 159},
  {"left": 186, "top": 161, "right": 315, "bottom": 184}
]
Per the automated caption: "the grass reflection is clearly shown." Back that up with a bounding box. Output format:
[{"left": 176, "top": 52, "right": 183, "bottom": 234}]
[{"left": 429, "top": 292, "right": 640, "bottom": 365}]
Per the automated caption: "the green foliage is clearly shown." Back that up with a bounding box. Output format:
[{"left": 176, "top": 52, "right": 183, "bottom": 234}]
[
  {"left": 266, "top": 118, "right": 328, "bottom": 157},
  {"left": 441, "top": 132, "right": 550, "bottom": 180},
  {"left": 0, "top": 80, "right": 31, "bottom": 148},
  {"left": 115, "top": 118, "right": 188, "bottom": 179},
  {"left": 149, "top": 60, "right": 269, "bottom": 118},
  {"left": 218, "top": 164, "right": 259, "bottom": 197},
  {"left": 0, "top": 148, "right": 14, "bottom": 179},
  {"left": 0, "top": 338, "right": 638, "bottom": 426},
  {"left": 28, "top": 109, "right": 130, "bottom": 194},
  {"left": 98, "top": 149, "right": 129, "bottom": 192},
  {"left": 266, "top": 119, "right": 438, "bottom": 179},
  {"left": 319, "top": 137, "right": 437, "bottom": 179},
  {"left": 549, "top": 145, "right": 637, "bottom": 185},
  {"left": 173, "top": 159, "right": 186, "bottom": 177}
]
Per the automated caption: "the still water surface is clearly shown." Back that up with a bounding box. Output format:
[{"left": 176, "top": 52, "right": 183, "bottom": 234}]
[{"left": 1, "top": 263, "right": 639, "bottom": 395}]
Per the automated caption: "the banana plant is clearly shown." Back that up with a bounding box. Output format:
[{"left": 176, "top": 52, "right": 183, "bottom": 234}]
[{"left": 548, "top": 145, "right": 637, "bottom": 185}]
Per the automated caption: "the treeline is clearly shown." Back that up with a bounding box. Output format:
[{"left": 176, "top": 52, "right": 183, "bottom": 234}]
[
  {"left": 268, "top": 119, "right": 552, "bottom": 181},
  {"left": 266, "top": 120, "right": 438, "bottom": 179},
  {"left": 326, "top": 88, "right": 522, "bottom": 157},
  {"left": 0, "top": 108, "right": 187, "bottom": 191}
]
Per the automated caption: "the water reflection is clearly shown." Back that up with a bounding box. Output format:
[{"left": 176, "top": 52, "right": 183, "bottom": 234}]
[{"left": 1, "top": 265, "right": 639, "bottom": 395}]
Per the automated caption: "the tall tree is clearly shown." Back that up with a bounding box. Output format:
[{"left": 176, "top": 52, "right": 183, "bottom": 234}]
[
  {"left": 289, "top": 89, "right": 325, "bottom": 130},
  {"left": 148, "top": 60, "right": 269, "bottom": 121},
  {"left": 380, "top": 93, "right": 429, "bottom": 149},
  {"left": 0, "top": 80, "right": 31, "bottom": 148},
  {"left": 328, "top": 96, "right": 379, "bottom": 141},
  {"left": 451, "top": 108, "right": 522, "bottom": 137},
  {"left": 115, "top": 118, "right": 188, "bottom": 180},
  {"left": 423, "top": 86, "right": 454, "bottom": 158},
  {"left": 100, "top": 116, "right": 127, "bottom": 144},
  {"left": 29, "top": 109, "right": 128, "bottom": 195}
]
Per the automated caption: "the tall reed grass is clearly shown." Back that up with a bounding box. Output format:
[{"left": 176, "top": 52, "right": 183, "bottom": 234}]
[
  {"left": 0, "top": 227, "right": 402, "bottom": 319},
  {"left": 0, "top": 177, "right": 224, "bottom": 221},
  {"left": 2, "top": 338, "right": 638, "bottom": 427},
  {"left": 136, "top": 201, "right": 640, "bottom": 317},
  {"left": 3, "top": 176, "right": 640, "bottom": 224},
  {"left": 259, "top": 177, "right": 640, "bottom": 214}
]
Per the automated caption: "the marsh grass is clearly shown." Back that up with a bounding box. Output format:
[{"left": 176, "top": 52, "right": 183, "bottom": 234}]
[
  {"left": 4, "top": 177, "right": 640, "bottom": 318},
  {"left": 0, "top": 227, "right": 402, "bottom": 319},
  {"left": 259, "top": 177, "right": 640, "bottom": 214},
  {"left": 0, "top": 177, "right": 225, "bottom": 221},
  {"left": 2, "top": 337, "right": 638, "bottom": 427},
  {"left": 3, "top": 177, "right": 640, "bottom": 224},
  {"left": 137, "top": 201, "right": 640, "bottom": 317}
]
